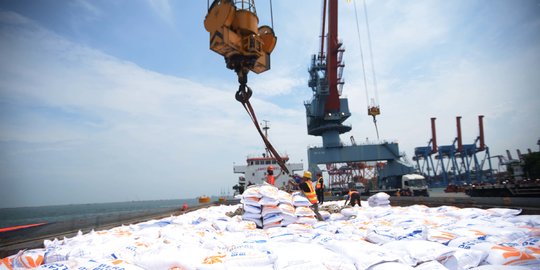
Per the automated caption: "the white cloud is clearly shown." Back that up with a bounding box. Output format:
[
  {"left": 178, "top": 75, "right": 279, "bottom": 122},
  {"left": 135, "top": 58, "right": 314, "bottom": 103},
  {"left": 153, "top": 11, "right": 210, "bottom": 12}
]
[{"left": 146, "top": 0, "right": 174, "bottom": 25}]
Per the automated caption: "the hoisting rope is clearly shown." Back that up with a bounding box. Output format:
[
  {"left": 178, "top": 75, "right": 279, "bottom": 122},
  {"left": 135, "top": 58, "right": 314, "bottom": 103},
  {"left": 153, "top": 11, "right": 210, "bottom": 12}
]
[
  {"left": 353, "top": 0, "right": 380, "bottom": 140},
  {"left": 235, "top": 80, "right": 290, "bottom": 176},
  {"left": 372, "top": 114, "right": 380, "bottom": 139},
  {"left": 269, "top": 0, "right": 274, "bottom": 29}
]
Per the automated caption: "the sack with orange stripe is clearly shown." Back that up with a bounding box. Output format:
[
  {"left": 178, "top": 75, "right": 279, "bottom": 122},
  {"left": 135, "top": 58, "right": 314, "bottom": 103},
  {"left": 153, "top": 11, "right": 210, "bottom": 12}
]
[{"left": 9, "top": 249, "right": 44, "bottom": 269}]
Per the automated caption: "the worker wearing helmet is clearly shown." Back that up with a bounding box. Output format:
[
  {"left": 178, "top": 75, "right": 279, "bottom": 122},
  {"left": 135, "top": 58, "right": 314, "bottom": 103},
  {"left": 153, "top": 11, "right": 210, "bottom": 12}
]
[
  {"left": 299, "top": 171, "right": 324, "bottom": 221},
  {"left": 266, "top": 165, "right": 276, "bottom": 186}
]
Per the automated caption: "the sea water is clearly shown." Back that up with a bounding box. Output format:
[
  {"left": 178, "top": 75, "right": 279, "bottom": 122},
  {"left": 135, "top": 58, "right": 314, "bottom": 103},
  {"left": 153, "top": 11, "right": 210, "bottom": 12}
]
[{"left": 0, "top": 198, "right": 202, "bottom": 228}]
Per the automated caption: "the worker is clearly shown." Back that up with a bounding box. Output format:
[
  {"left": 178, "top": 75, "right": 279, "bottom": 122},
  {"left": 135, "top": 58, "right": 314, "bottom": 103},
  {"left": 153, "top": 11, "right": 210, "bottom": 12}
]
[
  {"left": 266, "top": 165, "right": 276, "bottom": 185},
  {"left": 315, "top": 172, "right": 325, "bottom": 205},
  {"left": 287, "top": 174, "right": 300, "bottom": 191},
  {"left": 343, "top": 188, "right": 361, "bottom": 207},
  {"left": 299, "top": 171, "right": 324, "bottom": 221}
]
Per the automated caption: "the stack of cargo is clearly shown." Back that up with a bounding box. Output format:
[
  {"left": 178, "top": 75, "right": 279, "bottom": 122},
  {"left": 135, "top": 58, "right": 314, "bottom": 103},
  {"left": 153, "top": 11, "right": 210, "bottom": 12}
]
[
  {"left": 368, "top": 192, "right": 391, "bottom": 207},
  {"left": 241, "top": 184, "right": 322, "bottom": 229}
]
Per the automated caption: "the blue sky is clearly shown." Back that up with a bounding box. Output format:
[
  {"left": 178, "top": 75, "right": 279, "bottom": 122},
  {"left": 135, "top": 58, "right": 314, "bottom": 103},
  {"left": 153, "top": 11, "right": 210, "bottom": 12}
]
[{"left": 1, "top": 0, "right": 539, "bottom": 207}]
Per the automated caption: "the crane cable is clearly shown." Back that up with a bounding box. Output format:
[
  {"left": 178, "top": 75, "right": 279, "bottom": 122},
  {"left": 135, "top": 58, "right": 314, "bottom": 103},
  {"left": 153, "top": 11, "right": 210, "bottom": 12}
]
[
  {"left": 236, "top": 83, "right": 290, "bottom": 176},
  {"left": 353, "top": 0, "right": 380, "bottom": 140}
]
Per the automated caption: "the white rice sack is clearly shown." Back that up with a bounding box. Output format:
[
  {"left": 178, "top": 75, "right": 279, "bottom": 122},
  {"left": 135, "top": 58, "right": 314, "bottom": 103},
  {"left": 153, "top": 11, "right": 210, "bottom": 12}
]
[
  {"left": 241, "top": 232, "right": 267, "bottom": 245},
  {"left": 277, "top": 190, "right": 293, "bottom": 205},
  {"left": 243, "top": 186, "right": 262, "bottom": 198},
  {"left": 485, "top": 245, "right": 540, "bottom": 267},
  {"left": 295, "top": 206, "right": 315, "bottom": 217},
  {"left": 329, "top": 212, "right": 347, "bottom": 221},
  {"left": 244, "top": 204, "right": 262, "bottom": 214},
  {"left": 322, "top": 238, "right": 398, "bottom": 269},
  {"left": 270, "top": 242, "right": 355, "bottom": 270},
  {"left": 259, "top": 196, "right": 279, "bottom": 206},
  {"left": 413, "top": 260, "right": 448, "bottom": 270},
  {"left": 281, "top": 214, "right": 298, "bottom": 225},
  {"left": 43, "top": 245, "right": 71, "bottom": 264},
  {"left": 226, "top": 220, "right": 257, "bottom": 232},
  {"left": 447, "top": 237, "right": 491, "bottom": 250},
  {"left": 371, "top": 199, "right": 391, "bottom": 206},
  {"left": 319, "top": 210, "right": 331, "bottom": 220},
  {"left": 448, "top": 238, "right": 540, "bottom": 267},
  {"left": 243, "top": 211, "right": 262, "bottom": 220},
  {"left": 263, "top": 213, "right": 284, "bottom": 224},
  {"left": 487, "top": 208, "right": 522, "bottom": 217},
  {"left": 446, "top": 208, "right": 489, "bottom": 219},
  {"left": 224, "top": 244, "right": 275, "bottom": 267},
  {"left": 241, "top": 196, "right": 261, "bottom": 207},
  {"left": 263, "top": 221, "right": 282, "bottom": 229},
  {"left": 474, "top": 226, "right": 530, "bottom": 242},
  {"left": 134, "top": 244, "right": 210, "bottom": 270},
  {"left": 469, "top": 265, "right": 535, "bottom": 270},
  {"left": 372, "top": 192, "right": 391, "bottom": 200},
  {"left": 292, "top": 193, "right": 311, "bottom": 207},
  {"left": 286, "top": 223, "right": 313, "bottom": 232},
  {"left": 366, "top": 222, "right": 426, "bottom": 243},
  {"left": 259, "top": 184, "right": 279, "bottom": 199},
  {"left": 427, "top": 229, "right": 458, "bottom": 244},
  {"left": 368, "top": 262, "right": 415, "bottom": 270},
  {"left": 396, "top": 226, "right": 428, "bottom": 241},
  {"left": 261, "top": 205, "right": 282, "bottom": 216},
  {"left": 37, "top": 259, "right": 144, "bottom": 270},
  {"left": 267, "top": 229, "right": 295, "bottom": 242},
  {"left": 505, "top": 215, "right": 540, "bottom": 227},
  {"left": 297, "top": 216, "right": 317, "bottom": 225},
  {"left": 443, "top": 248, "right": 487, "bottom": 270},
  {"left": 276, "top": 261, "right": 328, "bottom": 270},
  {"left": 446, "top": 228, "right": 489, "bottom": 239},
  {"left": 341, "top": 207, "right": 359, "bottom": 217},
  {"left": 243, "top": 217, "right": 263, "bottom": 228},
  {"left": 9, "top": 249, "right": 45, "bottom": 269},
  {"left": 517, "top": 237, "right": 540, "bottom": 258},
  {"left": 382, "top": 240, "right": 455, "bottom": 266},
  {"left": 366, "top": 227, "right": 397, "bottom": 244},
  {"left": 278, "top": 203, "right": 295, "bottom": 216}
]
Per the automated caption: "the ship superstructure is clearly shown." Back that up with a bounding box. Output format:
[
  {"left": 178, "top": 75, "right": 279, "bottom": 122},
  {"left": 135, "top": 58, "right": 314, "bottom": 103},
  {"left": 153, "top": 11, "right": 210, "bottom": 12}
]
[{"left": 234, "top": 154, "right": 303, "bottom": 188}]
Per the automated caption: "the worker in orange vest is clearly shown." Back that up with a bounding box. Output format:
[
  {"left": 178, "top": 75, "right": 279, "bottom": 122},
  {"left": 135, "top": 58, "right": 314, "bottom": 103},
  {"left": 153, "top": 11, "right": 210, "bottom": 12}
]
[
  {"left": 315, "top": 172, "right": 325, "bottom": 205},
  {"left": 299, "top": 171, "right": 324, "bottom": 221},
  {"left": 266, "top": 165, "right": 276, "bottom": 185},
  {"left": 343, "top": 188, "right": 361, "bottom": 207}
]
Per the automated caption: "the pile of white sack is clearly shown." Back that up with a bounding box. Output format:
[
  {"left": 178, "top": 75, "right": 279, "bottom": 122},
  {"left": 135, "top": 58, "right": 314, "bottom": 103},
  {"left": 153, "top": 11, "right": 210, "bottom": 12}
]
[
  {"left": 1, "top": 194, "right": 539, "bottom": 270},
  {"left": 367, "top": 192, "right": 391, "bottom": 207},
  {"left": 241, "top": 184, "right": 318, "bottom": 228}
]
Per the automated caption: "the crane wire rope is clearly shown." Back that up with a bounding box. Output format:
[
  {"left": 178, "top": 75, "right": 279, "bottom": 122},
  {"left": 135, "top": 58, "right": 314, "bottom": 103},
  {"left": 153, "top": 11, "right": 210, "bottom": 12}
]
[
  {"left": 353, "top": 0, "right": 379, "bottom": 140},
  {"left": 269, "top": 0, "right": 274, "bottom": 29},
  {"left": 362, "top": 0, "right": 379, "bottom": 104},
  {"left": 236, "top": 85, "right": 290, "bottom": 176},
  {"left": 353, "top": 0, "right": 370, "bottom": 117}
]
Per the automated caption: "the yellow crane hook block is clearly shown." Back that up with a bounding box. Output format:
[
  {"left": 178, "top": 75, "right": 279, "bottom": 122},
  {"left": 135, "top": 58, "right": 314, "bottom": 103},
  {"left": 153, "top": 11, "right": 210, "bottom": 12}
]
[{"left": 204, "top": 0, "right": 277, "bottom": 76}]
